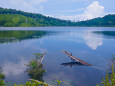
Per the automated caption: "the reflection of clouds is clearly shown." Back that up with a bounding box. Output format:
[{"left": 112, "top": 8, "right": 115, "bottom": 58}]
[
  {"left": 44, "top": 72, "right": 73, "bottom": 86},
  {"left": 3, "top": 58, "right": 28, "bottom": 76},
  {"left": 22, "top": 39, "right": 47, "bottom": 52},
  {"left": 84, "top": 31, "right": 103, "bottom": 50},
  {"left": 11, "top": 39, "right": 47, "bottom": 53},
  {"left": 68, "top": 30, "right": 103, "bottom": 50},
  {"left": 47, "top": 30, "right": 103, "bottom": 50},
  {"left": 48, "top": 31, "right": 84, "bottom": 43}
]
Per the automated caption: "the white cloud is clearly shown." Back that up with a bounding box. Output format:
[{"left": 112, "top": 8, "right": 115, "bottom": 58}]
[
  {"left": 56, "top": 1, "right": 105, "bottom": 21},
  {"left": 80, "top": 1, "right": 105, "bottom": 20}
]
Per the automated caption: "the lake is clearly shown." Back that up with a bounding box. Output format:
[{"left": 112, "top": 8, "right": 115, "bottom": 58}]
[{"left": 0, "top": 27, "right": 115, "bottom": 86}]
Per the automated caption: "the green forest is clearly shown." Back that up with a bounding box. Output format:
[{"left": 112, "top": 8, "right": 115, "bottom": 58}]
[{"left": 0, "top": 7, "right": 115, "bottom": 27}]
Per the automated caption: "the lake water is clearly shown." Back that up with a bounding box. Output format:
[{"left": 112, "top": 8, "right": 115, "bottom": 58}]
[{"left": 0, "top": 27, "right": 115, "bottom": 86}]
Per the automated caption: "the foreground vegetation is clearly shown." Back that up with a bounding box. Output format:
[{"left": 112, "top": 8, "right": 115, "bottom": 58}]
[
  {"left": 0, "top": 53, "right": 63, "bottom": 86},
  {"left": 0, "top": 67, "right": 5, "bottom": 85},
  {"left": 0, "top": 64, "right": 114, "bottom": 86},
  {"left": 97, "top": 64, "right": 115, "bottom": 86},
  {"left": 26, "top": 53, "right": 46, "bottom": 81},
  {"left": 0, "top": 7, "right": 115, "bottom": 27},
  {"left": 0, "top": 53, "right": 115, "bottom": 86},
  {"left": 0, "top": 53, "right": 49, "bottom": 86}
]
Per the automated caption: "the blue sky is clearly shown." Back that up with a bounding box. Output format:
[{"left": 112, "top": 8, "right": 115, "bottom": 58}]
[{"left": 0, "top": 0, "right": 115, "bottom": 21}]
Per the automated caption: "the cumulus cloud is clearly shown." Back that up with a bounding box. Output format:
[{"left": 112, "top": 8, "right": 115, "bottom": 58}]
[
  {"left": 0, "top": 0, "right": 47, "bottom": 13},
  {"left": 80, "top": 1, "right": 105, "bottom": 20},
  {"left": 57, "top": 1, "right": 105, "bottom": 21}
]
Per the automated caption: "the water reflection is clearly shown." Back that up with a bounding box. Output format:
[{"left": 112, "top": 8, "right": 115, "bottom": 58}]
[
  {"left": 3, "top": 58, "right": 28, "bottom": 76},
  {"left": 84, "top": 30, "right": 115, "bottom": 50},
  {"left": 84, "top": 30, "right": 103, "bottom": 50},
  {"left": 2, "top": 58, "right": 29, "bottom": 84},
  {"left": 94, "top": 31, "right": 115, "bottom": 39},
  {"left": 61, "top": 62, "right": 83, "bottom": 67},
  {"left": 0, "top": 31, "right": 52, "bottom": 44},
  {"left": 0, "top": 30, "right": 108, "bottom": 51},
  {"left": 1, "top": 53, "right": 46, "bottom": 84},
  {"left": 0, "top": 27, "right": 115, "bottom": 86}
]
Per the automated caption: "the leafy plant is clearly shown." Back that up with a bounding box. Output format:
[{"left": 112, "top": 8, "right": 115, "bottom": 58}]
[
  {"left": 34, "top": 53, "right": 44, "bottom": 61},
  {"left": 27, "top": 53, "right": 46, "bottom": 81},
  {"left": 97, "top": 64, "right": 115, "bottom": 86},
  {"left": 0, "top": 67, "right": 5, "bottom": 86},
  {"left": 13, "top": 80, "right": 48, "bottom": 86},
  {"left": 57, "top": 80, "right": 62, "bottom": 86}
]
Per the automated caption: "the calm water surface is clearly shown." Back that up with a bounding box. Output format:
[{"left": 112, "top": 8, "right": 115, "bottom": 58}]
[{"left": 0, "top": 27, "right": 115, "bottom": 86}]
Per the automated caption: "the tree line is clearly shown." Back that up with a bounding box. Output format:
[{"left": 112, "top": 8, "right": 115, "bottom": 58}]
[{"left": 0, "top": 7, "right": 115, "bottom": 27}]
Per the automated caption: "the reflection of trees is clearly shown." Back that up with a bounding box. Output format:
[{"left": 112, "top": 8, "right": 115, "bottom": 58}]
[
  {"left": 94, "top": 31, "right": 115, "bottom": 39},
  {"left": 0, "top": 31, "right": 47, "bottom": 44},
  {"left": 0, "top": 30, "right": 59, "bottom": 44},
  {"left": 26, "top": 53, "right": 46, "bottom": 81}
]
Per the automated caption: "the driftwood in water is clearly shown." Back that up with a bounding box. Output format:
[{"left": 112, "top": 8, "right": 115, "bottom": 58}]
[
  {"left": 37, "top": 52, "right": 46, "bottom": 66},
  {"left": 62, "top": 50, "right": 92, "bottom": 66}
]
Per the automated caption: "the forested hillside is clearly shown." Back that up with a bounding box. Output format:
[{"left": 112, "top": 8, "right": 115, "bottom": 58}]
[
  {"left": 0, "top": 7, "right": 115, "bottom": 27},
  {"left": 75, "top": 14, "right": 115, "bottom": 27},
  {"left": 0, "top": 7, "right": 75, "bottom": 26}
]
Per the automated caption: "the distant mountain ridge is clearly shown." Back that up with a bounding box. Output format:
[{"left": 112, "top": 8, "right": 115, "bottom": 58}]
[{"left": 0, "top": 7, "right": 115, "bottom": 27}]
